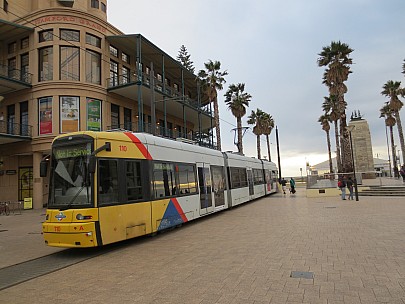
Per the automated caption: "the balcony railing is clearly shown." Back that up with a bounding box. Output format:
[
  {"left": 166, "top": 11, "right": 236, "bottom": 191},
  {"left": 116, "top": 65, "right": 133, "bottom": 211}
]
[
  {"left": 0, "top": 120, "right": 32, "bottom": 137},
  {"left": 0, "top": 64, "right": 32, "bottom": 84},
  {"left": 106, "top": 73, "right": 212, "bottom": 115},
  {"left": 106, "top": 122, "right": 215, "bottom": 149}
]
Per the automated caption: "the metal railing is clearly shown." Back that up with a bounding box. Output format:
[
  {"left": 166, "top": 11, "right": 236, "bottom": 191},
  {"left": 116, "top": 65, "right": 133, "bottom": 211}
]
[
  {"left": 106, "top": 73, "right": 212, "bottom": 116},
  {"left": 106, "top": 122, "right": 215, "bottom": 149},
  {"left": 0, "top": 64, "right": 32, "bottom": 84},
  {"left": 0, "top": 120, "right": 32, "bottom": 137}
]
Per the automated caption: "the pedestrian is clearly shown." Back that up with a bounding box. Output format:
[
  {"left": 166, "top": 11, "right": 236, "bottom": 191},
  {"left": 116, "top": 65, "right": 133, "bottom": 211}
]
[
  {"left": 400, "top": 165, "right": 405, "bottom": 183},
  {"left": 280, "top": 178, "right": 287, "bottom": 194},
  {"left": 346, "top": 177, "right": 354, "bottom": 200},
  {"left": 338, "top": 177, "right": 346, "bottom": 200},
  {"left": 289, "top": 177, "right": 296, "bottom": 194}
]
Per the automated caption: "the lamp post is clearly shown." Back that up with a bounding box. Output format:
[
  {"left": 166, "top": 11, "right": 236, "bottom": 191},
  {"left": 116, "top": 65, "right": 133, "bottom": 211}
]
[{"left": 347, "top": 125, "right": 359, "bottom": 201}]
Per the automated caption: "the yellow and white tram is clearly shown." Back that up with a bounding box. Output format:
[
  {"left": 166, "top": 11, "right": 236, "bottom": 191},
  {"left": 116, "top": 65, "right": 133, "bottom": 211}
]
[{"left": 41, "top": 131, "right": 278, "bottom": 248}]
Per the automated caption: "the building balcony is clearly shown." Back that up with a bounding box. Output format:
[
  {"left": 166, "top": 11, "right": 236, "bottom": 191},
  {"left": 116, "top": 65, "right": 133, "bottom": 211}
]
[
  {"left": 0, "top": 64, "right": 32, "bottom": 95},
  {"left": 106, "top": 122, "right": 215, "bottom": 149},
  {"left": 0, "top": 120, "right": 32, "bottom": 145}
]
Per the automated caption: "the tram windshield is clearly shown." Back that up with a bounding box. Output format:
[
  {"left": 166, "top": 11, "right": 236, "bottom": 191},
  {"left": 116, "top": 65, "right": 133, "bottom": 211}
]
[{"left": 49, "top": 143, "right": 93, "bottom": 208}]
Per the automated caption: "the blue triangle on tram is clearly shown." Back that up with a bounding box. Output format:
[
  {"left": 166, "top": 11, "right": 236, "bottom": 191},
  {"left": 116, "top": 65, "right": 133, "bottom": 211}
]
[{"left": 158, "top": 200, "right": 183, "bottom": 231}]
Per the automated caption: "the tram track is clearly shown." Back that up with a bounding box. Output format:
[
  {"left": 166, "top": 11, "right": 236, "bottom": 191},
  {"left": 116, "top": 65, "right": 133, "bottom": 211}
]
[
  {"left": 0, "top": 236, "right": 148, "bottom": 291},
  {"left": 0, "top": 248, "right": 106, "bottom": 291}
]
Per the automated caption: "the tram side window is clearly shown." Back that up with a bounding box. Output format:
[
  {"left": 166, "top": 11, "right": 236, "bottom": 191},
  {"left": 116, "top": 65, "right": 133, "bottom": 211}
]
[
  {"left": 253, "top": 168, "right": 264, "bottom": 185},
  {"left": 230, "top": 167, "right": 247, "bottom": 189},
  {"left": 153, "top": 162, "right": 175, "bottom": 198},
  {"left": 177, "top": 164, "right": 197, "bottom": 195},
  {"left": 126, "top": 161, "right": 143, "bottom": 201},
  {"left": 98, "top": 159, "right": 119, "bottom": 205}
]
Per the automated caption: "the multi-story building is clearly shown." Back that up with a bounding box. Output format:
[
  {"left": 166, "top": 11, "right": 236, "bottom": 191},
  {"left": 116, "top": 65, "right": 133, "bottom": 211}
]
[{"left": 0, "top": 0, "right": 214, "bottom": 209}]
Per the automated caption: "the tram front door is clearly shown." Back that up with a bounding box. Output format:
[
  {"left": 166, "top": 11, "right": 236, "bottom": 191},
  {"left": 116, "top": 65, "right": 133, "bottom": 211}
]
[{"left": 197, "top": 163, "right": 214, "bottom": 215}]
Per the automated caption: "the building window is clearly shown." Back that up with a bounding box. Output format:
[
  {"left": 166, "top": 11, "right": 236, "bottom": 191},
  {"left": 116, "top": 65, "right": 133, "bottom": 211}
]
[
  {"left": 8, "top": 42, "right": 16, "bottom": 54},
  {"left": 124, "top": 107, "right": 132, "bottom": 130},
  {"left": 21, "top": 53, "right": 29, "bottom": 82},
  {"left": 7, "top": 57, "right": 16, "bottom": 79},
  {"left": 20, "top": 101, "right": 29, "bottom": 136},
  {"left": 111, "top": 103, "right": 120, "bottom": 129},
  {"left": 109, "top": 60, "right": 118, "bottom": 86},
  {"left": 85, "top": 49, "right": 101, "bottom": 84},
  {"left": 7, "top": 104, "right": 15, "bottom": 134},
  {"left": 39, "top": 29, "right": 53, "bottom": 42},
  {"left": 60, "top": 46, "right": 80, "bottom": 81},
  {"left": 122, "top": 66, "right": 130, "bottom": 84},
  {"left": 109, "top": 45, "right": 118, "bottom": 57},
  {"left": 122, "top": 52, "right": 129, "bottom": 63},
  {"left": 91, "top": 0, "right": 99, "bottom": 9},
  {"left": 39, "top": 47, "right": 53, "bottom": 81},
  {"left": 60, "top": 29, "right": 80, "bottom": 42},
  {"left": 101, "top": 2, "right": 106, "bottom": 12},
  {"left": 3, "top": 0, "right": 8, "bottom": 12},
  {"left": 85, "top": 33, "right": 101, "bottom": 48},
  {"left": 21, "top": 37, "right": 29, "bottom": 49},
  {"left": 174, "top": 83, "right": 179, "bottom": 92}
]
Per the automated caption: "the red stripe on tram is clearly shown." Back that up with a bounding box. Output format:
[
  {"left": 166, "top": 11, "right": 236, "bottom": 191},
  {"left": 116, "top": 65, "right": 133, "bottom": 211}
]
[
  {"left": 171, "top": 198, "right": 188, "bottom": 223},
  {"left": 124, "top": 132, "right": 152, "bottom": 160}
]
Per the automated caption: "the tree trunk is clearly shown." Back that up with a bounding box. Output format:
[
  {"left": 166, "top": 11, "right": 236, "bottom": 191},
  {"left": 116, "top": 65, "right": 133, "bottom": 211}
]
[
  {"left": 326, "top": 130, "right": 333, "bottom": 174},
  {"left": 256, "top": 135, "right": 261, "bottom": 159},
  {"left": 340, "top": 111, "right": 353, "bottom": 173},
  {"left": 390, "top": 125, "right": 399, "bottom": 177},
  {"left": 237, "top": 117, "right": 243, "bottom": 154},
  {"left": 213, "top": 97, "right": 221, "bottom": 151},
  {"left": 334, "top": 120, "right": 342, "bottom": 172},
  {"left": 394, "top": 110, "right": 405, "bottom": 165},
  {"left": 266, "top": 134, "right": 271, "bottom": 161}
]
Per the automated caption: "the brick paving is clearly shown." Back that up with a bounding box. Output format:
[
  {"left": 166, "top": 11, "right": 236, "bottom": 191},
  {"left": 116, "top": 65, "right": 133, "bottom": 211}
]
[{"left": 0, "top": 187, "right": 405, "bottom": 303}]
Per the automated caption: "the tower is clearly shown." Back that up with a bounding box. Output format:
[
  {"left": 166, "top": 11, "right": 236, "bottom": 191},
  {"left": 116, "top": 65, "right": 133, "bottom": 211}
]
[{"left": 349, "top": 111, "right": 375, "bottom": 179}]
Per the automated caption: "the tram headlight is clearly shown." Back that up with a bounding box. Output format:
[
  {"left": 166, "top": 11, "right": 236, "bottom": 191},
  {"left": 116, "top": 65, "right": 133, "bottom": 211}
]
[{"left": 76, "top": 214, "right": 93, "bottom": 220}]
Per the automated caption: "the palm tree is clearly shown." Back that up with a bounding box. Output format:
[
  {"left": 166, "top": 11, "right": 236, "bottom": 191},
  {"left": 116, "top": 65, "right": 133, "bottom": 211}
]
[
  {"left": 247, "top": 108, "right": 266, "bottom": 159},
  {"left": 224, "top": 83, "right": 251, "bottom": 154},
  {"left": 380, "top": 103, "right": 398, "bottom": 177},
  {"left": 381, "top": 80, "right": 405, "bottom": 165},
  {"left": 262, "top": 112, "right": 275, "bottom": 161},
  {"left": 318, "top": 113, "right": 334, "bottom": 174},
  {"left": 197, "top": 60, "right": 228, "bottom": 151},
  {"left": 318, "top": 41, "right": 354, "bottom": 173},
  {"left": 322, "top": 95, "right": 342, "bottom": 172}
]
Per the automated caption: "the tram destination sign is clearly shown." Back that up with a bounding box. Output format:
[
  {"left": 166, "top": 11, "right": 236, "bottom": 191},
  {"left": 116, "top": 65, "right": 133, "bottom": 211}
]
[{"left": 55, "top": 146, "right": 91, "bottom": 159}]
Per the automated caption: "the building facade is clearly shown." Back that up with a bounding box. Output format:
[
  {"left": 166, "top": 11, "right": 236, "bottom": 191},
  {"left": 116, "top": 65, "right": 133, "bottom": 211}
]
[{"left": 0, "top": 0, "right": 214, "bottom": 209}]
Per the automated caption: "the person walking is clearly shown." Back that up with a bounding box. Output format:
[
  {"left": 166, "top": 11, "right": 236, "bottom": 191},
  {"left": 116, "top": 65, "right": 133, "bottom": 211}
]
[
  {"left": 346, "top": 177, "right": 354, "bottom": 200},
  {"left": 289, "top": 177, "right": 296, "bottom": 194},
  {"left": 400, "top": 165, "right": 405, "bottom": 183},
  {"left": 338, "top": 177, "right": 346, "bottom": 200},
  {"left": 280, "top": 178, "right": 287, "bottom": 194}
]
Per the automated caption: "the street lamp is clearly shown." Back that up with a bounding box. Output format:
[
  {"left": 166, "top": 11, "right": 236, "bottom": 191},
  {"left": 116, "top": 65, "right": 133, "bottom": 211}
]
[{"left": 347, "top": 125, "right": 359, "bottom": 201}]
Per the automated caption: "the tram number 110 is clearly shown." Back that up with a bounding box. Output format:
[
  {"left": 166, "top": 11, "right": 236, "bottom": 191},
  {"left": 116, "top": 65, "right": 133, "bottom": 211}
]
[{"left": 119, "top": 145, "right": 128, "bottom": 152}]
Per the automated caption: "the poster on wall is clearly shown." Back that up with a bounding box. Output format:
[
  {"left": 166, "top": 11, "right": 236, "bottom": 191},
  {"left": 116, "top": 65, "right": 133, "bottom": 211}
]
[
  {"left": 39, "top": 97, "right": 53, "bottom": 135},
  {"left": 86, "top": 98, "right": 101, "bottom": 131},
  {"left": 60, "top": 96, "right": 79, "bottom": 133}
]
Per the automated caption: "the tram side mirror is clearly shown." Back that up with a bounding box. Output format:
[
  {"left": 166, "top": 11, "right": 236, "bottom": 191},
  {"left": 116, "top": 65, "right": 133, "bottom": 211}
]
[{"left": 40, "top": 160, "right": 48, "bottom": 177}]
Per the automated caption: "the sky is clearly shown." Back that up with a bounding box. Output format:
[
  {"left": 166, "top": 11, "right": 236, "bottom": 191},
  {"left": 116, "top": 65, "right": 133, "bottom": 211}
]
[{"left": 108, "top": 0, "right": 405, "bottom": 177}]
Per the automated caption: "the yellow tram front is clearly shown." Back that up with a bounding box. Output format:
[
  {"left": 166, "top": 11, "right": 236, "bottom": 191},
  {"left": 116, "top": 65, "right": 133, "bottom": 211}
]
[{"left": 42, "top": 133, "right": 100, "bottom": 247}]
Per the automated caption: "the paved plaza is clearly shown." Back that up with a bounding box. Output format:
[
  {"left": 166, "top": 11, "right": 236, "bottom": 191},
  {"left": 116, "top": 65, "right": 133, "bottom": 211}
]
[{"left": 0, "top": 187, "right": 405, "bottom": 304}]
